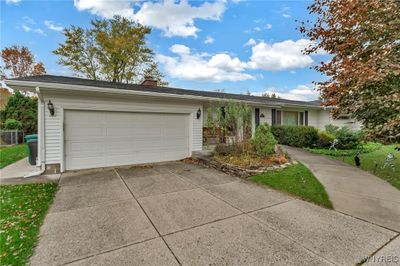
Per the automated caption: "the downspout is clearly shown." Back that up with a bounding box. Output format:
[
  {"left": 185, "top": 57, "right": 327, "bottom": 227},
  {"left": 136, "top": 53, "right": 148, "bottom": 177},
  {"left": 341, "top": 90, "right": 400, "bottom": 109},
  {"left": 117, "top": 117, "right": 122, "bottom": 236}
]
[{"left": 24, "top": 86, "right": 45, "bottom": 177}]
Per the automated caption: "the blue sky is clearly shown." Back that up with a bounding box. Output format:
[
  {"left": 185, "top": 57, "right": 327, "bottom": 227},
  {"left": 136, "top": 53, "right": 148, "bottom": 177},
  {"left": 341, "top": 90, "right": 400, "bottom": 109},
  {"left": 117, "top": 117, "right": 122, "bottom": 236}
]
[{"left": 1, "top": 0, "right": 328, "bottom": 101}]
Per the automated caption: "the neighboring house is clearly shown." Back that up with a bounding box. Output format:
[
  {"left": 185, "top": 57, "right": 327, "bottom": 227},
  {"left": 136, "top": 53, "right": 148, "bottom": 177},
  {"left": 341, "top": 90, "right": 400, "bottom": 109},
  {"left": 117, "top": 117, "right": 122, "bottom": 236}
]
[{"left": 6, "top": 75, "right": 360, "bottom": 173}]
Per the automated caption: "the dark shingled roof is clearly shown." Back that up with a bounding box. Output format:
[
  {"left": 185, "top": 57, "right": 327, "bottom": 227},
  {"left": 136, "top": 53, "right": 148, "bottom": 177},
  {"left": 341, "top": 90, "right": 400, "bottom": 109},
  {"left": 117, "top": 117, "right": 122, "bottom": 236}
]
[{"left": 9, "top": 75, "right": 322, "bottom": 107}]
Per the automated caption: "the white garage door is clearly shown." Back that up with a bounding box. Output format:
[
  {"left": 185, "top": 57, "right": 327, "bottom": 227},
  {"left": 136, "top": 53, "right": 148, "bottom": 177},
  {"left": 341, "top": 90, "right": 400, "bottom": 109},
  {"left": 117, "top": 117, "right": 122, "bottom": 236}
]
[{"left": 64, "top": 110, "right": 190, "bottom": 170}]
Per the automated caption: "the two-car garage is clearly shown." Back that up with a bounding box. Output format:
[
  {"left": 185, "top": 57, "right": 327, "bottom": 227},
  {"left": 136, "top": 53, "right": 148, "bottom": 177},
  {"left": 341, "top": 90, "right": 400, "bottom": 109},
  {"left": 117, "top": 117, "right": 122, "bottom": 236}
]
[{"left": 64, "top": 110, "right": 191, "bottom": 170}]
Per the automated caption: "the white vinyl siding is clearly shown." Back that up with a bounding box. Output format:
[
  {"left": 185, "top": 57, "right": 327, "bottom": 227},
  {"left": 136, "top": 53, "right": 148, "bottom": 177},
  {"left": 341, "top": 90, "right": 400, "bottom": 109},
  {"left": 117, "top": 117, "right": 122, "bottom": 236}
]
[
  {"left": 41, "top": 91, "right": 203, "bottom": 170},
  {"left": 44, "top": 105, "right": 62, "bottom": 164}
]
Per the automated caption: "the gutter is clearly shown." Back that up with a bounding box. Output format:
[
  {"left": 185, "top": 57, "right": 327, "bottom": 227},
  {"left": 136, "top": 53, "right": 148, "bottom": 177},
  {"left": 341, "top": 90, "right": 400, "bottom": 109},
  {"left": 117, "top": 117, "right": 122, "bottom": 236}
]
[{"left": 6, "top": 80, "right": 323, "bottom": 110}]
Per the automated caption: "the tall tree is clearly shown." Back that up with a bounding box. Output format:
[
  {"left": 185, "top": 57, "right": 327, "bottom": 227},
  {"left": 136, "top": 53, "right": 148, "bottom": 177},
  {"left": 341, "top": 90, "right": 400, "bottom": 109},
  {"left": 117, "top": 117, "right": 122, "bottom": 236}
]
[
  {"left": 1, "top": 45, "right": 46, "bottom": 78},
  {"left": 54, "top": 15, "right": 164, "bottom": 84},
  {"left": 300, "top": 0, "right": 400, "bottom": 142}
]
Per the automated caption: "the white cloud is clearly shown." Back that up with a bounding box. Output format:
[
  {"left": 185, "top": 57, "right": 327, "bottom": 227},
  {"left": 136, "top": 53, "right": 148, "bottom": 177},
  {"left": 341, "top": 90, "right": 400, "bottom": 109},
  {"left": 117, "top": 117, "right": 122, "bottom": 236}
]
[
  {"left": 6, "top": 0, "right": 21, "bottom": 4},
  {"left": 19, "top": 16, "right": 46, "bottom": 36},
  {"left": 21, "top": 24, "right": 31, "bottom": 32},
  {"left": 74, "top": 0, "right": 226, "bottom": 37},
  {"left": 44, "top": 20, "right": 63, "bottom": 32},
  {"left": 244, "top": 38, "right": 256, "bottom": 47},
  {"left": 252, "top": 85, "right": 320, "bottom": 101},
  {"left": 135, "top": 0, "right": 226, "bottom": 37},
  {"left": 74, "top": 0, "right": 135, "bottom": 18},
  {"left": 23, "top": 16, "right": 35, "bottom": 24},
  {"left": 247, "top": 39, "right": 315, "bottom": 71},
  {"left": 204, "top": 36, "right": 214, "bottom": 44},
  {"left": 157, "top": 44, "right": 254, "bottom": 82},
  {"left": 170, "top": 44, "right": 191, "bottom": 55},
  {"left": 33, "top": 28, "right": 46, "bottom": 36},
  {"left": 277, "top": 6, "right": 291, "bottom": 18},
  {"left": 265, "top": 23, "right": 272, "bottom": 29},
  {"left": 21, "top": 24, "right": 46, "bottom": 36}
]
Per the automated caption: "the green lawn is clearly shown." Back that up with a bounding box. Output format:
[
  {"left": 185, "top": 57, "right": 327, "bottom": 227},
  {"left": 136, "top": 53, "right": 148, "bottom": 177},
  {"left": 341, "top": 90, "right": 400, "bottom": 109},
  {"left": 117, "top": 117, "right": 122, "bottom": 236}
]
[
  {"left": 250, "top": 163, "right": 333, "bottom": 209},
  {"left": 0, "top": 144, "right": 28, "bottom": 169},
  {"left": 0, "top": 183, "right": 57, "bottom": 266},
  {"left": 307, "top": 143, "right": 400, "bottom": 190}
]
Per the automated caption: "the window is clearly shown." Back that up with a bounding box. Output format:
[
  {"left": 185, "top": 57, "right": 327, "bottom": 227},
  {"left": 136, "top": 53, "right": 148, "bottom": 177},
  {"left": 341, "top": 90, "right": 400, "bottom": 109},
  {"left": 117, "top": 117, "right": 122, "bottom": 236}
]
[{"left": 282, "top": 111, "right": 298, "bottom": 125}]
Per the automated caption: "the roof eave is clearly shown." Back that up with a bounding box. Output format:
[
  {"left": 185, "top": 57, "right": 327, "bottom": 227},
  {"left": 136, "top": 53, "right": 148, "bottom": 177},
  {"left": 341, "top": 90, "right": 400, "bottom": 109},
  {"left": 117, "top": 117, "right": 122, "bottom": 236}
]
[{"left": 5, "top": 79, "right": 322, "bottom": 109}]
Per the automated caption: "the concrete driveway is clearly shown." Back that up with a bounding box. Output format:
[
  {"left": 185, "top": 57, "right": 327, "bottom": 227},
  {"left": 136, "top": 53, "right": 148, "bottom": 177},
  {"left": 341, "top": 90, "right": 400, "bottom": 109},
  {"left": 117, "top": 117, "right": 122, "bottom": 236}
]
[{"left": 30, "top": 162, "right": 398, "bottom": 266}]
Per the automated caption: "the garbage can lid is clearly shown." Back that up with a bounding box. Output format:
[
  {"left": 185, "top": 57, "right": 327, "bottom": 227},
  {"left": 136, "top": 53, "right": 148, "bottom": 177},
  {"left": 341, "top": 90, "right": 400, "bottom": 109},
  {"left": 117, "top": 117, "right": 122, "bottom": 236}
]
[{"left": 27, "top": 139, "right": 38, "bottom": 143}]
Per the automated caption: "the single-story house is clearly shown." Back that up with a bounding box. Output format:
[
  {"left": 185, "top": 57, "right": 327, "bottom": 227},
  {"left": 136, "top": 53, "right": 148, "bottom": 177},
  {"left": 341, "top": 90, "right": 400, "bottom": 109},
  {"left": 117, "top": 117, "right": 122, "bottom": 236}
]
[{"left": 7, "top": 75, "right": 360, "bottom": 173}]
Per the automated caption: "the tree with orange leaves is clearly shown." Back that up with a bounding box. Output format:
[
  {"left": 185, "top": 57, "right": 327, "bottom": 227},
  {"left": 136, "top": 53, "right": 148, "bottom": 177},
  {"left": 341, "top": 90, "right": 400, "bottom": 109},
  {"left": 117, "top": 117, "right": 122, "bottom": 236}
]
[
  {"left": 300, "top": 0, "right": 399, "bottom": 142},
  {"left": 1, "top": 45, "right": 46, "bottom": 78}
]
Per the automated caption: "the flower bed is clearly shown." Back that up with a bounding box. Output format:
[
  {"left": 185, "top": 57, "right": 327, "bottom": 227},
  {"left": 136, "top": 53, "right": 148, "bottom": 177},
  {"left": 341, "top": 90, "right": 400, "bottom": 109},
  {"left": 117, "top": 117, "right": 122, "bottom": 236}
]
[{"left": 187, "top": 152, "right": 294, "bottom": 178}]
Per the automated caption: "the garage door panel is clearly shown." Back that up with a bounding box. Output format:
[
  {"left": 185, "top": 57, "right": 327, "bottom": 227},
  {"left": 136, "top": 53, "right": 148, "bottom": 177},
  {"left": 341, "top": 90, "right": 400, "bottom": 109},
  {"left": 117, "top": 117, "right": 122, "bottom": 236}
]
[
  {"left": 106, "top": 127, "right": 135, "bottom": 137},
  {"left": 133, "top": 128, "right": 163, "bottom": 138},
  {"left": 66, "top": 141, "right": 105, "bottom": 154},
  {"left": 65, "top": 110, "right": 190, "bottom": 170},
  {"left": 66, "top": 111, "right": 104, "bottom": 123},
  {"left": 66, "top": 126, "right": 105, "bottom": 139},
  {"left": 68, "top": 157, "right": 107, "bottom": 169},
  {"left": 105, "top": 112, "right": 136, "bottom": 123}
]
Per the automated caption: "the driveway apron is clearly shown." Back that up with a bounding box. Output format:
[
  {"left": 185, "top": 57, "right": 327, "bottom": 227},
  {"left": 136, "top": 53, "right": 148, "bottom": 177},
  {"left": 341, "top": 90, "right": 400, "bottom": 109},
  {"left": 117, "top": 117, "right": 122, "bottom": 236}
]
[{"left": 30, "top": 161, "right": 398, "bottom": 265}]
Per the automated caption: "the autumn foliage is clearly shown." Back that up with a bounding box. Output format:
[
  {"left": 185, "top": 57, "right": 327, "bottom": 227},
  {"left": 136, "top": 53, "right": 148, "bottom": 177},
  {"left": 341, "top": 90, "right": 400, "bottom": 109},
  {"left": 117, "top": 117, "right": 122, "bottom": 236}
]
[
  {"left": 300, "top": 0, "right": 400, "bottom": 142},
  {"left": 1, "top": 46, "right": 46, "bottom": 78}
]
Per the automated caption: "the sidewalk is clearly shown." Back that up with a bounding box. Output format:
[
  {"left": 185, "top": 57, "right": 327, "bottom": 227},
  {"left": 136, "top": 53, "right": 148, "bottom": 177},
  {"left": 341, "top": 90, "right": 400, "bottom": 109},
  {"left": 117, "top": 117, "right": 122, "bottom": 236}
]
[
  {"left": 0, "top": 158, "right": 60, "bottom": 185},
  {"left": 282, "top": 145, "right": 400, "bottom": 232}
]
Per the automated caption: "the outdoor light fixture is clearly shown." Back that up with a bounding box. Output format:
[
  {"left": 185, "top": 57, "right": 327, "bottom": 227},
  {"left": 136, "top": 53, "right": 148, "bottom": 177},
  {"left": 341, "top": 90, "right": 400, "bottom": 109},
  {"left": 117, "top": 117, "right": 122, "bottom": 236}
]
[
  {"left": 196, "top": 108, "right": 202, "bottom": 119},
  {"left": 260, "top": 113, "right": 265, "bottom": 118},
  {"left": 47, "top": 100, "right": 55, "bottom": 116}
]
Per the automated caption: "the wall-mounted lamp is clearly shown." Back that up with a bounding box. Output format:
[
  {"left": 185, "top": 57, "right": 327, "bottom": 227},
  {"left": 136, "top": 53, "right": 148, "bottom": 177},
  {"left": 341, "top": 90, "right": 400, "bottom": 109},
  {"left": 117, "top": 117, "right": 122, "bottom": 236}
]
[
  {"left": 47, "top": 100, "right": 55, "bottom": 116},
  {"left": 196, "top": 108, "right": 202, "bottom": 119},
  {"left": 260, "top": 113, "right": 265, "bottom": 118}
]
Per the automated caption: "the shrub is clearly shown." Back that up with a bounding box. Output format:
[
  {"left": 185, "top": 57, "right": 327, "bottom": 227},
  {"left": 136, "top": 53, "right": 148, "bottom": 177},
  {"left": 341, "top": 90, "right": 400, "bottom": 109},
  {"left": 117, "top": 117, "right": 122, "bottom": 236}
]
[
  {"left": 325, "top": 124, "right": 340, "bottom": 135},
  {"left": 334, "top": 127, "right": 362, "bottom": 149},
  {"left": 318, "top": 131, "right": 335, "bottom": 148},
  {"left": 0, "top": 91, "right": 37, "bottom": 134},
  {"left": 4, "top": 119, "right": 22, "bottom": 130},
  {"left": 271, "top": 125, "right": 319, "bottom": 148},
  {"left": 252, "top": 123, "right": 277, "bottom": 156}
]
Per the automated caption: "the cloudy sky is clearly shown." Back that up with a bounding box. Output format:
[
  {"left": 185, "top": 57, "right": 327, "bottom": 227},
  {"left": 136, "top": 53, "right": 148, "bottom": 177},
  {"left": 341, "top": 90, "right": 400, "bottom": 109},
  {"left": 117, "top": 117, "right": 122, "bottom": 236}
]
[{"left": 1, "top": 0, "right": 329, "bottom": 101}]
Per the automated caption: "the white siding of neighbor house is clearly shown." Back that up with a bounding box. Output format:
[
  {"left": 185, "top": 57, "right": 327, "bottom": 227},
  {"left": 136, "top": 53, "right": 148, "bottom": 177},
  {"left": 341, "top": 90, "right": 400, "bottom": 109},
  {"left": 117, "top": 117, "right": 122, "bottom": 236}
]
[
  {"left": 40, "top": 91, "right": 203, "bottom": 167},
  {"left": 317, "top": 110, "right": 361, "bottom": 131}
]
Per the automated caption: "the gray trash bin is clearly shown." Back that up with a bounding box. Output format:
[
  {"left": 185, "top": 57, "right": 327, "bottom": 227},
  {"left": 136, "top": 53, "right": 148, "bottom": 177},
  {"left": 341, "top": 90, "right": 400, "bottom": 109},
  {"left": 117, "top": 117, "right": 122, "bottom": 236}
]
[{"left": 27, "top": 139, "right": 38, "bottom": 165}]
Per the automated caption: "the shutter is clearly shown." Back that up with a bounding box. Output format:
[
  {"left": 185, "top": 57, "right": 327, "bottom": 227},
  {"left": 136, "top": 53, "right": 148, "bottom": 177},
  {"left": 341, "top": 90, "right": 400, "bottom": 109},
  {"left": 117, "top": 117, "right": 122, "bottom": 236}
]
[
  {"left": 299, "top": 112, "right": 304, "bottom": 125},
  {"left": 255, "top": 108, "right": 260, "bottom": 128},
  {"left": 272, "top": 109, "right": 276, "bottom": 125}
]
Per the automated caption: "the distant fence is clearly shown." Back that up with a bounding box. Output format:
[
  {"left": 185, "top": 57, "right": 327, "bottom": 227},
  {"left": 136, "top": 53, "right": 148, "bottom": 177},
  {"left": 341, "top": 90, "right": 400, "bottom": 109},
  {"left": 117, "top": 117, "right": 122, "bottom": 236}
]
[{"left": 0, "top": 130, "right": 25, "bottom": 146}]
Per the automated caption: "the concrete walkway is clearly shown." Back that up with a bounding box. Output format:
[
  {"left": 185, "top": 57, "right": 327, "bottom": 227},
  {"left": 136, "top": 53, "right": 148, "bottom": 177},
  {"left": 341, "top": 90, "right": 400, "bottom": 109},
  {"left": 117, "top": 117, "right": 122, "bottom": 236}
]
[
  {"left": 30, "top": 162, "right": 398, "bottom": 265},
  {"left": 0, "top": 158, "right": 60, "bottom": 185},
  {"left": 283, "top": 146, "right": 400, "bottom": 232},
  {"left": 0, "top": 157, "right": 36, "bottom": 179}
]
